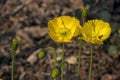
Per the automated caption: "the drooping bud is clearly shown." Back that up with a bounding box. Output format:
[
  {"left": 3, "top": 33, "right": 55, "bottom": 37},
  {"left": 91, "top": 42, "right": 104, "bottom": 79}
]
[
  {"left": 38, "top": 49, "right": 46, "bottom": 59},
  {"left": 11, "top": 38, "right": 19, "bottom": 51},
  {"left": 50, "top": 66, "right": 61, "bottom": 78}
]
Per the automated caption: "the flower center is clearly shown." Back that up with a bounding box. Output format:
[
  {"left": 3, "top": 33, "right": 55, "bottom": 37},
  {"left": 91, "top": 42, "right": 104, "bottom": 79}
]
[
  {"left": 98, "top": 35, "right": 103, "bottom": 39},
  {"left": 59, "top": 28, "right": 69, "bottom": 37},
  {"left": 61, "top": 32, "right": 67, "bottom": 36}
]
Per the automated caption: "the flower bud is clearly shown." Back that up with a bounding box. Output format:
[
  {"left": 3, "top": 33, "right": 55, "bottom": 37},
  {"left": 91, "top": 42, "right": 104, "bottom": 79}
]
[
  {"left": 11, "top": 38, "right": 19, "bottom": 51},
  {"left": 82, "top": 7, "right": 88, "bottom": 18},
  {"left": 50, "top": 66, "right": 61, "bottom": 78},
  {"left": 38, "top": 49, "right": 46, "bottom": 59}
]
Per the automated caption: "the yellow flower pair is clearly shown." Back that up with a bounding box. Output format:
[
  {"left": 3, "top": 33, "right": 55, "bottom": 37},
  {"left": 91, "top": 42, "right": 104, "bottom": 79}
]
[{"left": 48, "top": 16, "right": 111, "bottom": 44}]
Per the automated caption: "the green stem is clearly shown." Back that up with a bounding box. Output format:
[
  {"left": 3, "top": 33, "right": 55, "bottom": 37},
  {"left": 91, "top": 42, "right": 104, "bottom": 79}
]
[
  {"left": 78, "top": 40, "right": 82, "bottom": 80},
  {"left": 11, "top": 50, "right": 15, "bottom": 80},
  {"left": 45, "top": 47, "right": 57, "bottom": 80},
  {"left": 45, "top": 47, "right": 57, "bottom": 66},
  {"left": 54, "top": 51, "right": 57, "bottom": 67},
  {"left": 53, "top": 49, "right": 57, "bottom": 80},
  {"left": 77, "top": 13, "right": 85, "bottom": 80},
  {"left": 59, "top": 61, "right": 69, "bottom": 80},
  {"left": 82, "top": 17, "right": 85, "bottom": 26},
  {"left": 88, "top": 44, "right": 93, "bottom": 80},
  {"left": 61, "top": 43, "right": 65, "bottom": 80},
  {"left": 66, "top": 62, "right": 69, "bottom": 80}
]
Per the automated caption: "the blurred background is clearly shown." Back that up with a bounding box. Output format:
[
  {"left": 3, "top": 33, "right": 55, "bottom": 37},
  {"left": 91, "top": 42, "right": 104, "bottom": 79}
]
[{"left": 0, "top": 0, "right": 120, "bottom": 80}]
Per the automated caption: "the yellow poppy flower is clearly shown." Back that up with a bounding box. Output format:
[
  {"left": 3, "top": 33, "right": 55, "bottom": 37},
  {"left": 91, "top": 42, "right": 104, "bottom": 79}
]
[
  {"left": 82, "top": 19, "right": 111, "bottom": 44},
  {"left": 48, "top": 16, "right": 81, "bottom": 43}
]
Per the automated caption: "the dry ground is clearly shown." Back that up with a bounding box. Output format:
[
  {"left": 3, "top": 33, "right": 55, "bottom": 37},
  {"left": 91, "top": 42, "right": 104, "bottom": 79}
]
[{"left": 0, "top": 0, "right": 120, "bottom": 80}]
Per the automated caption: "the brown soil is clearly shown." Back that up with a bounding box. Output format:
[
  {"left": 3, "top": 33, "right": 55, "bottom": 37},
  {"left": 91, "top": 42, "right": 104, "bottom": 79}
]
[{"left": 0, "top": 0, "right": 120, "bottom": 80}]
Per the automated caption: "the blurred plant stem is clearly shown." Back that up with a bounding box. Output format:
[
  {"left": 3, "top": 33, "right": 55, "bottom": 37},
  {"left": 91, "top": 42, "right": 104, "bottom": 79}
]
[
  {"left": 45, "top": 47, "right": 57, "bottom": 80},
  {"left": 78, "top": 39, "right": 82, "bottom": 80},
  {"left": 88, "top": 44, "right": 93, "bottom": 80},
  {"left": 11, "top": 38, "right": 18, "bottom": 80},
  {"left": 11, "top": 50, "right": 15, "bottom": 80},
  {"left": 60, "top": 61, "right": 69, "bottom": 80},
  {"left": 61, "top": 43, "right": 65, "bottom": 80},
  {"left": 46, "top": 47, "right": 57, "bottom": 66},
  {"left": 78, "top": 7, "right": 87, "bottom": 80},
  {"left": 53, "top": 48, "right": 57, "bottom": 80}
]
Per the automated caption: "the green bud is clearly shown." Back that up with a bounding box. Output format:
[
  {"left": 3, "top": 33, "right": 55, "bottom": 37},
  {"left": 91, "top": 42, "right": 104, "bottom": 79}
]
[
  {"left": 38, "top": 49, "right": 46, "bottom": 59},
  {"left": 50, "top": 66, "right": 61, "bottom": 78},
  {"left": 82, "top": 7, "right": 88, "bottom": 18},
  {"left": 11, "top": 38, "right": 19, "bottom": 51}
]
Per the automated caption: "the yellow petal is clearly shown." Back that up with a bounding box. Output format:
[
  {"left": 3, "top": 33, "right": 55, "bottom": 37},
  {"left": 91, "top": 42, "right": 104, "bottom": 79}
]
[
  {"left": 48, "top": 16, "right": 82, "bottom": 43},
  {"left": 82, "top": 19, "right": 111, "bottom": 45}
]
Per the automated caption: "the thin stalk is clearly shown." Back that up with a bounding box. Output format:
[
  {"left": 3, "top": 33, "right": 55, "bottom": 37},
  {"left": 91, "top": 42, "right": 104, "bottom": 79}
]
[
  {"left": 66, "top": 62, "right": 69, "bottom": 80},
  {"left": 88, "top": 44, "right": 93, "bottom": 80},
  {"left": 82, "top": 17, "right": 85, "bottom": 26},
  {"left": 45, "top": 47, "right": 57, "bottom": 66},
  {"left": 53, "top": 48, "right": 57, "bottom": 80},
  {"left": 61, "top": 43, "right": 65, "bottom": 80},
  {"left": 11, "top": 50, "right": 15, "bottom": 80},
  {"left": 45, "top": 47, "right": 57, "bottom": 80},
  {"left": 78, "top": 15, "right": 85, "bottom": 80},
  {"left": 53, "top": 50, "right": 57, "bottom": 67},
  {"left": 78, "top": 40, "right": 82, "bottom": 80},
  {"left": 59, "top": 61, "right": 69, "bottom": 80}
]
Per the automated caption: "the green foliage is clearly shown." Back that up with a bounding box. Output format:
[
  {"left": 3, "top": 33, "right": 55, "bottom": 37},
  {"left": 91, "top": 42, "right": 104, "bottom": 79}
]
[
  {"left": 83, "top": 0, "right": 95, "bottom": 4},
  {"left": 99, "top": 11, "right": 111, "bottom": 22},
  {"left": 108, "top": 45, "right": 117, "bottom": 56},
  {"left": 86, "top": 0, "right": 111, "bottom": 22},
  {"left": 107, "top": 25, "right": 120, "bottom": 56}
]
